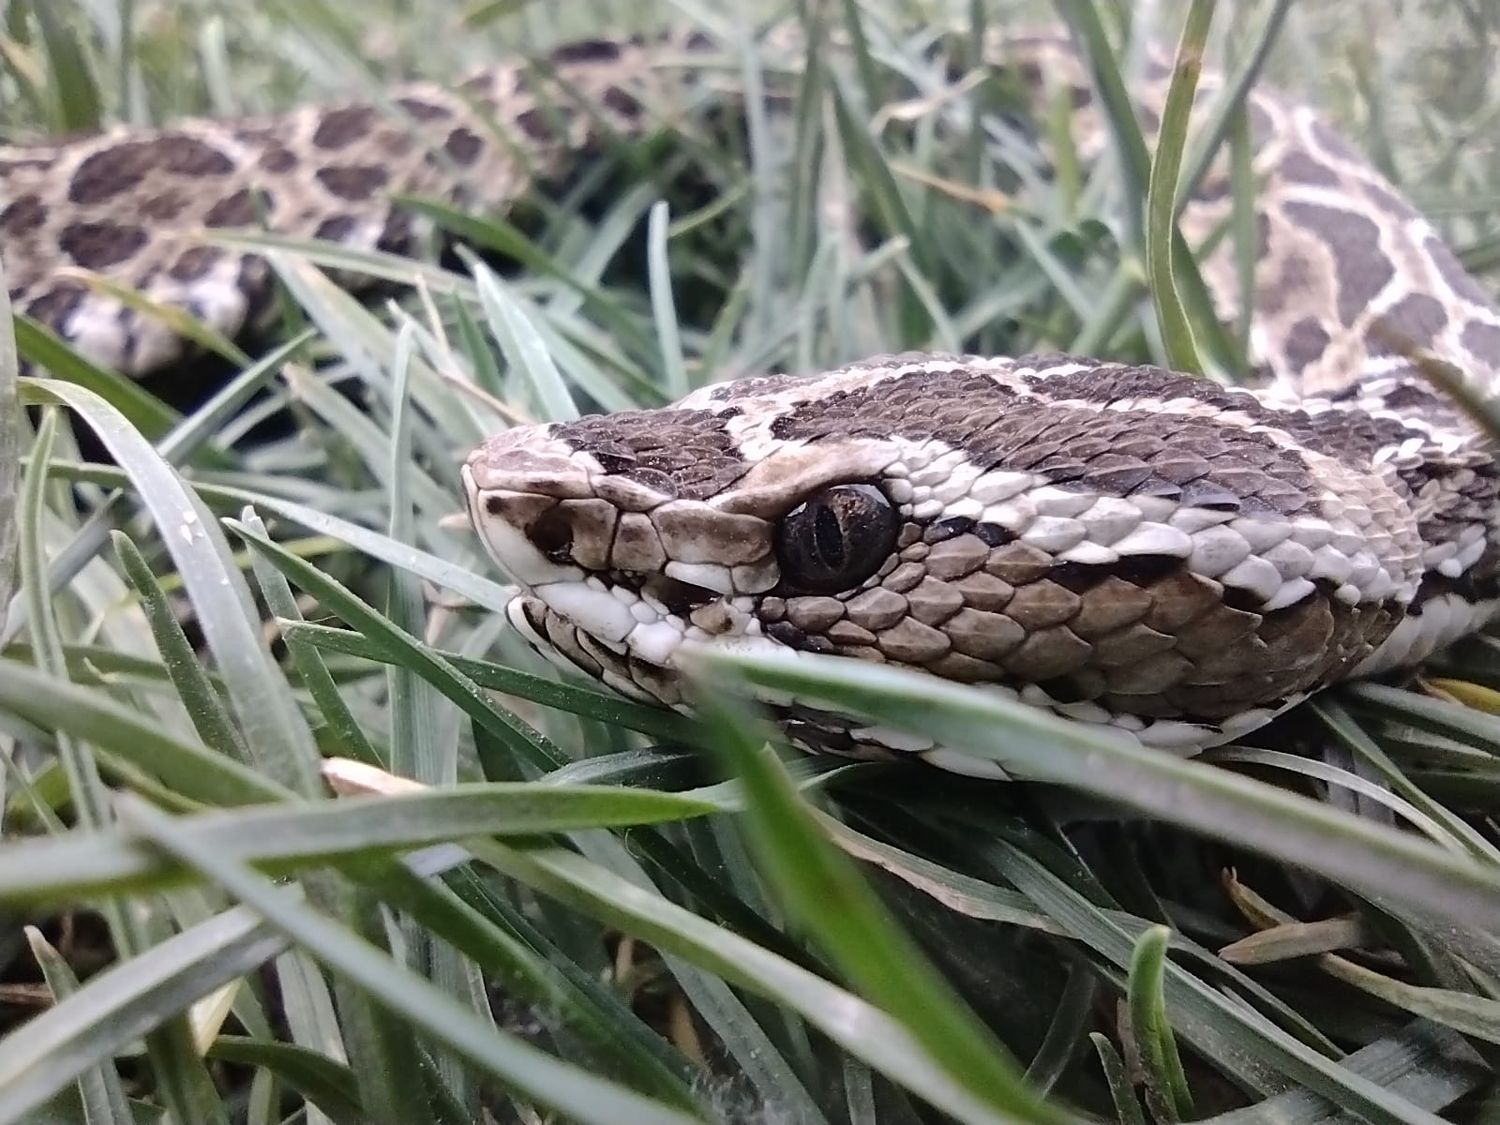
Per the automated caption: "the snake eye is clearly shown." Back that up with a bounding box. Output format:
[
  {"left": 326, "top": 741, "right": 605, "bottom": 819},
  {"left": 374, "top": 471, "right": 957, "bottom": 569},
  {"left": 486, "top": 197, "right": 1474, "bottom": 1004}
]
[{"left": 775, "top": 483, "right": 898, "bottom": 594}]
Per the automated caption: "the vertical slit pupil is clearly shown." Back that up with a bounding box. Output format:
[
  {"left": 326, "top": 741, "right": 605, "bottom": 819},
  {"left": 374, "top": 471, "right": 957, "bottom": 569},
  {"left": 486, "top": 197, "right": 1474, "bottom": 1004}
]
[
  {"left": 774, "top": 482, "right": 896, "bottom": 594},
  {"left": 813, "top": 503, "right": 845, "bottom": 570}
]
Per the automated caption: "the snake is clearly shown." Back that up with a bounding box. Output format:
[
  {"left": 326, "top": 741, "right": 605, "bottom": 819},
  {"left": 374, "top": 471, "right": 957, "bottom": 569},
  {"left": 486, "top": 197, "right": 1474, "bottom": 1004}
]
[{"left": 6, "top": 24, "right": 1500, "bottom": 777}]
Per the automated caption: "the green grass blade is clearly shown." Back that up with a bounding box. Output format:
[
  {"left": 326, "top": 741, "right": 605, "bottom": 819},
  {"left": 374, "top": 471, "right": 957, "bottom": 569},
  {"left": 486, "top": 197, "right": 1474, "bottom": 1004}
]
[
  {"left": 690, "top": 691, "right": 1066, "bottom": 1124},
  {"left": 472, "top": 265, "right": 579, "bottom": 422},
  {"left": 700, "top": 650, "right": 1500, "bottom": 937},
  {"left": 111, "top": 532, "right": 250, "bottom": 766},
  {"left": 0, "top": 782, "right": 722, "bottom": 905},
  {"left": 226, "top": 518, "right": 566, "bottom": 772},
  {"left": 352, "top": 862, "right": 704, "bottom": 1111},
  {"left": 992, "top": 843, "right": 1448, "bottom": 1124},
  {"left": 19, "top": 410, "right": 113, "bottom": 828},
  {"left": 0, "top": 267, "right": 14, "bottom": 639},
  {"left": 1145, "top": 0, "right": 1215, "bottom": 374},
  {"left": 1089, "top": 1033, "right": 1147, "bottom": 1125},
  {"left": 1313, "top": 700, "right": 1500, "bottom": 865},
  {"left": 392, "top": 194, "right": 658, "bottom": 373},
  {"left": 1175, "top": 0, "right": 1292, "bottom": 211},
  {"left": 0, "top": 908, "right": 286, "bottom": 1125},
  {"left": 117, "top": 795, "right": 706, "bottom": 1125},
  {"left": 283, "top": 623, "right": 694, "bottom": 742},
  {"left": 17, "top": 378, "right": 321, "bottom": 793},
  {"left": 205, "top": 1037, "right": 363, "bottom": 1125},
  {"left": 1023, "top": 965, "right": 1096, "bottom": 1094},
  {"left": 19, "top": 459, "right": 519, "bottom": 616},
  {"left": 0, "top": 657, "right": 290, "bottom": 807},
  {"left": 1347, "top": 681, "right": 1500, "bottom": 753},
  {"left": 383, "top": 323, "right": 449, "bottom": 788},
  {"left": 32, "top": 0, "right": 102, "bottom": 132},
  {"left": 240, "top": 514, "right": 382, "bottom": 768},
  {"left": 24, "top": 927, "right": 134, "bottom": 1125},
  {"left": 12, "top": 316, "right": 182, "bottom": 445},
  {"left": 647, "top": 200, "right": 691, "bottom": 398},
  {"left": 1054, "top": 0, "right": 1151, "bottom": 247},
  {"left": 1199, "top": 1023, "right": 1486, "bottom": 1124},
  {"left": 473, "top": 839, "right": 1047, "bottom": 1125},
  {"left": 1127, "top": 925, "right": 1193, "bottom": 1121},
  {"left": 2, "top": 330, "right": 306, "bottom": 648}
]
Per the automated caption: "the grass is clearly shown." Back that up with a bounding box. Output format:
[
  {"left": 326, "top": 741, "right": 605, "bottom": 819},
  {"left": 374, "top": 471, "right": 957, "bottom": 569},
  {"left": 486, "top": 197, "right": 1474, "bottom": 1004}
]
[{"left": 2, "top": 1, "right": 1500, "bottom": 1122}]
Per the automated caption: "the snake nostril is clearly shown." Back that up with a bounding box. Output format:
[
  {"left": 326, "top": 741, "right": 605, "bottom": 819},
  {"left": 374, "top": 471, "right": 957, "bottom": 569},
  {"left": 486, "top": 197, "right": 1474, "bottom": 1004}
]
[{"left": 527, "top": 506, "right": 575, "bottom": 564}]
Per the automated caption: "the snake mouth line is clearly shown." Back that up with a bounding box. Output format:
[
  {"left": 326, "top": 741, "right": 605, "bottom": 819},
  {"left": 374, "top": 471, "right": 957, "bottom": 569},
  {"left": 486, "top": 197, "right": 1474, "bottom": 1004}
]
[
  {"left": 504, "top": 590, "right": 789, "bottom": 712},
  {"left": 503, "top": 593, "right": 1023, "bottom": 778},
  {"left": 637, "top": 573, "right": 722, "bottom": 616},
  {"left": 504, "top": 587, "right": 1303, "bottom": 766}
]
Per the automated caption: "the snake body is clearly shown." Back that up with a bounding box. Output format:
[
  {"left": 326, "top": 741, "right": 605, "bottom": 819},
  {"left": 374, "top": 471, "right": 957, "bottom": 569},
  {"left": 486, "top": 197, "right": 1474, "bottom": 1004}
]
[
  {"left": 2, "top": 35, "right": 679, "bottom": 374},
  {"left": 6, "top": 26, "right": 1500, "bottom": 772}
]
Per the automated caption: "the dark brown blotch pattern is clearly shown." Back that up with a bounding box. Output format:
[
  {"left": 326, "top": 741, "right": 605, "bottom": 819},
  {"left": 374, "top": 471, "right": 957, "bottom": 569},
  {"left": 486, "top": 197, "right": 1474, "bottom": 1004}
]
[
  {"left": 314, "top": 214, "right": 359, "bottom": 242},
  {"left": 444, "top": 127, "right": 483, "bottom": 166},
  {"left": 556, "top": 408, "right": 749, "bottom": 501},
  {"left": 1284, "top": 316, "right": 1331, "bottom": 373},
  {"left": 548, "top": 39, "right": 623, "bottom": 66},
  {"left": 67, "top": 135, "right": 235, "bottom": 204},
  {"left": 58, "top": 220, "right": 148, "bottom": 268},
  {"left": 1282, "top": 201, "right": 1394, "bottom": 325},
  {"left": 22, "top": 282, "right": 87, "bottom": 331},
  {"left": 1461, "top": 321, "right": 1500, "bottom": 368},
  {"left": 1278, "top": 150, "right": 1341, "bottom": 188},
  {"left": 139, "top": 190, "right": 188, "bottom": 220},
  {"left": 515, "top": 107, "right": 560, "bottom": 142},
  {"left": 315, "top": 164, "right": 389, "bottom": 202},
  {"left": 377, "top": 210, "right": 417, "bottom": 254},
  {"left": 602, "top": 85, "right": 643, "bottom": 118},
  {"left": 258, "top": 146, "right": 300, "bottom": 173},
  {"left": 312, "top": 105, "right": 376, "bottom": 150},
  {"left": 168, "top": 246, "right": 224, "bottom": 282},
  {"left": 0, "top": 193, "right": 46, "bottom": 236},
  {"left": 396, "top": 97, "right": 452, "bottom": 121},
  {"left": 773, "top": 365, "right": 1319, "bottom": 516},
  {"left": 1369, "top": 293, "right": 1448, "bottom": 357},
  {"left": 203, "top": 187, "right": 274, "bottom": 228}
]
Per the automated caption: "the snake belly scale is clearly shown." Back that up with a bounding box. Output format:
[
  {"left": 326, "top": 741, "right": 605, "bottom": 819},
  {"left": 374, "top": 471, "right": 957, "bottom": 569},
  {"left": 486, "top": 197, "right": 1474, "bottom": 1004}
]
[{"left": 6, "top": 26, "right": 1500, "bottom": 775}]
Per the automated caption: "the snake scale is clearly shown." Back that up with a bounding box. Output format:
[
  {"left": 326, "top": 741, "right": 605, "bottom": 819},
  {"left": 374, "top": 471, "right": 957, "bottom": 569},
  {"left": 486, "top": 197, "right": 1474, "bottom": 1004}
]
[{"left": 7, "top": 23, "right": 1500, "bottom": 776}]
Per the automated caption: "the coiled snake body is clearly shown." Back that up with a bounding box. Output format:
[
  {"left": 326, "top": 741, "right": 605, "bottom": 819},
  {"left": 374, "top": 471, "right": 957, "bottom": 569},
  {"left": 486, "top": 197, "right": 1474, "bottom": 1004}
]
[{"left": 8, "top": 27, "right": 1500, "bottom": 774}]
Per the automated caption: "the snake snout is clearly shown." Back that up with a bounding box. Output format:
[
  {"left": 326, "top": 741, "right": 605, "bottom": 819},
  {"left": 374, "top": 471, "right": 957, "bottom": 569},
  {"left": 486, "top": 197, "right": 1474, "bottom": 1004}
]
[{"left": 462, "top": 426, "right": 791, "bottom": 705}]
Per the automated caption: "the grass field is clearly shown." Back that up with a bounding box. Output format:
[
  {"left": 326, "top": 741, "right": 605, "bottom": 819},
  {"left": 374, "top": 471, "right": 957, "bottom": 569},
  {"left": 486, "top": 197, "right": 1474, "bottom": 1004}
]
[{"left": 3, "top": 1, "right": 1500, "bottom": 1122}]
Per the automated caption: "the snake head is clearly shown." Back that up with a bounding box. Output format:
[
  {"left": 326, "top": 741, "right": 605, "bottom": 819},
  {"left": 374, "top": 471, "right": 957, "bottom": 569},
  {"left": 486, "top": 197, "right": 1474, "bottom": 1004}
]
[
  {"left": 463, "top": 355, "right": 1423, "bottom": 762},
  {"left": 461, "top": 368, "right": 914, "bottom": 721}
]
